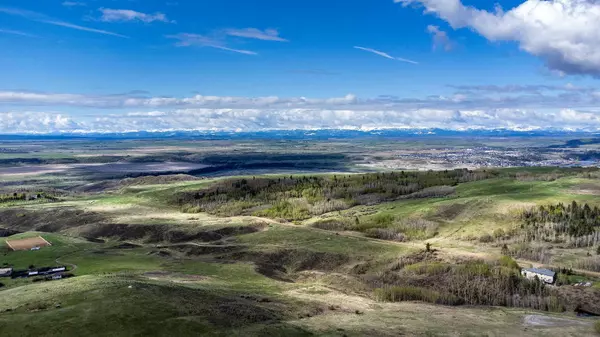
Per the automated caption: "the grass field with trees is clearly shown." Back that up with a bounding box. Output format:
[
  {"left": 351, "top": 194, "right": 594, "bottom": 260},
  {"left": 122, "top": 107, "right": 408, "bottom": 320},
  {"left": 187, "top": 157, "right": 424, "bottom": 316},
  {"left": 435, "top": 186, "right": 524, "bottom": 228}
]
[{"left": 1, "top": 156, "right": 600, "bottom": 335}]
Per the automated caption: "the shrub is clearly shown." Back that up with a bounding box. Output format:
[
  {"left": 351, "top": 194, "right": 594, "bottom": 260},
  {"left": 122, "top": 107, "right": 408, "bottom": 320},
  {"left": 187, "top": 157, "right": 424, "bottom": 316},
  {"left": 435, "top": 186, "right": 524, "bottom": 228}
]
[
  {"left": 373, "top": 213, "right": 395, "bottom": 226},
  {"left": 374, "top": 286, "right": 462, "bottom": 306},
  {"left": 508, "top": 243, "right": 551, "bottom": 264},
  {"left": 499, "top": 256, "right": 520, "bottom": 270},
  {"left": 404, "top": 262, "right": 450, "bottom": 275},
  {"left": 312, "top": 218, "right": 353, "bottom": 231},
  {"left": 555, "top": 273, "right": 571, "bottom": 286},
  {"left": 309, "top": 199, "right": 348, "bottom": 215},
  {"left": 365, "top": 228, "right": 406, "bottom": 242},
  {"left": 479, "top": 234, "right": 494, "bottom": 243},
  {"left": 493, "top": 228, "right": 506, "bottom": 239},
  {"left": 575, "top": 257, "right": 600, "bottom": 272}
]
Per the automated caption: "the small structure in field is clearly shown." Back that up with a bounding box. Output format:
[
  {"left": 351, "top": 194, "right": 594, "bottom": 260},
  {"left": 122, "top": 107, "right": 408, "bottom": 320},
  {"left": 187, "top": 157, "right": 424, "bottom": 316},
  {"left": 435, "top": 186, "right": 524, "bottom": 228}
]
[
  {"left": 11, "top": 266, "right": 67, "bottom": 279},
  {"left": 0, "top": 267, "right": 12, "bottom": 277},
  {"left": 5, "top": 236, "right": 51, "bottom": 251},
  {"left": 521, "top": 268, "right": 556, "bottom": 284}
]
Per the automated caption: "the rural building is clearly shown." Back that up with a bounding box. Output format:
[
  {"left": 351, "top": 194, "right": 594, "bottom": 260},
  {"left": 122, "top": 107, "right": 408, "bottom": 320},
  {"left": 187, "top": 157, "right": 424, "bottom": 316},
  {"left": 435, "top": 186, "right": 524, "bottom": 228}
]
[
  {"left": 521, "top": 268, "right": 556, "bottom": 284},
  {"left": 0, "top": 267, "right": 12, "bottom": 277},
  {"left": 11, "top": 266, "right": 67, "bottom": 279}
]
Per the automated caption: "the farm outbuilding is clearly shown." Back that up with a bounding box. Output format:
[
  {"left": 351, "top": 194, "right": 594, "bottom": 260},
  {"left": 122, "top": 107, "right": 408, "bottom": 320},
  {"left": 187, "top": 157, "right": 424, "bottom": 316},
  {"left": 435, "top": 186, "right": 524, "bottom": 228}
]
[
  {"left": 0, "top": 268, "right": 12, "bottom": 277},
  {"left": 521, "top": 268, "right": 556, "bottom": 284}
]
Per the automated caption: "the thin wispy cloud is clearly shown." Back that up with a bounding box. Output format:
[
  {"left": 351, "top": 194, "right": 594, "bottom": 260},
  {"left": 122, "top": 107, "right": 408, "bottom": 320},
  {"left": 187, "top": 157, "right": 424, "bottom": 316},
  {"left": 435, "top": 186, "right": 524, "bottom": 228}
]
[
  {"left": 99, "top": 8, "right": 173, "bottom": 24},
  {"left": 0, "top": 29, "right": 36, "bottom": 37},
  {"left": 166, "top": 33, "right": 257, "bottom": 55},
  {"left": 289, "top": 69, "right": 340, "bottom": 76},
  {"left": 353, "top": 46, "right": 418, "bottom": 64},
  {"left": 41, "top": 20, "right": 128, "bottom": 38},
  {"left": 0, "top": 6, "right": 127, "bottom": 38},
  {"left": 62, "top": 1, "right": 86, "bottom": 7},
  {"left": 426, "top": 25, "right": 453, "bottom": 51},
  {"left": 225, "top": 28, "right": 288, "bottom": 42},
  {"left": 211, "top": 45, "right": 257, "bottom": 55}
]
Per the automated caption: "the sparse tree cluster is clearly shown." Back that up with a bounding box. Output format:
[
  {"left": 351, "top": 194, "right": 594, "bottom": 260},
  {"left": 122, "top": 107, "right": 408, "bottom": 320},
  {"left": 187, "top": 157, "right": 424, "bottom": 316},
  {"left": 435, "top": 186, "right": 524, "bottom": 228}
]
[
  {"left": 0, "top": 192, "right": 57, "bottom": 204},
  {"left": 519, "top": 201, "right": 600, "bottom": 247},
  {"left": 177, "top": 170, "right": 495, "bottom": 220},
  {"left": 371, "top": 258, "right": 565, "bottom": 312}
]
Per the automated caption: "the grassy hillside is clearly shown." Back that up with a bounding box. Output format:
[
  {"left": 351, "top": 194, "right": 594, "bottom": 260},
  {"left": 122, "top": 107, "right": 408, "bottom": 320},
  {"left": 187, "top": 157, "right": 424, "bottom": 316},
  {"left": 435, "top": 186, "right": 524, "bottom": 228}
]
[{"left": 1, "top": 168, "right": 600, "bottom": 335}]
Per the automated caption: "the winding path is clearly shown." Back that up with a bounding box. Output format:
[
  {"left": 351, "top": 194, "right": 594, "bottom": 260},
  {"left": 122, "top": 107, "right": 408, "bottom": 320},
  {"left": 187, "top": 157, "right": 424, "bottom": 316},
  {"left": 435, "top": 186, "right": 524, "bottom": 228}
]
[{"left": 55, "top": 258, "right": 78, "bottom": 272}]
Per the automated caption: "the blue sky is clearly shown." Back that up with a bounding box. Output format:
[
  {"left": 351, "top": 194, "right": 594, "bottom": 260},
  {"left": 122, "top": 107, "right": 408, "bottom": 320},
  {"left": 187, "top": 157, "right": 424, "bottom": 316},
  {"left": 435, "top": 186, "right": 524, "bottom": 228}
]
[{"left": 1, "top": 0, "right": 600, "bottom": 133}]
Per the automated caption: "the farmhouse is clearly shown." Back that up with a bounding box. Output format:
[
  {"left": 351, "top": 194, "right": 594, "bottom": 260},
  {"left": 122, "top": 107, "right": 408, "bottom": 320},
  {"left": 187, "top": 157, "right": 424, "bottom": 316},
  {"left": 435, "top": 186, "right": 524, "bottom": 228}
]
[{"left": 521, "top": 268, "right": 556, "bottom": 284}]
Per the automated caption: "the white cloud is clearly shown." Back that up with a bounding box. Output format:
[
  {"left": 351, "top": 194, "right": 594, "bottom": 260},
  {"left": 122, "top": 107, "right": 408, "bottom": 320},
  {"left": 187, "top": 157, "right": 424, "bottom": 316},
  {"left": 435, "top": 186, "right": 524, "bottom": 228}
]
[
  {"left": 0, "top": 112, "right": 84, "bottom": 133},
  {"left": 2, "top": 88, "right": 599, "bottom": 111},
  {"left": 3, "top": 107, "right": 600, "bottom": 134},
  {"left": 426, "top": 25, "right": 452, "bottom": 51},
  {"left": 0, "top": 91, "right": 361, "bottom": 109},
  {"left": 224, "top": 28, "right": 288, "bottom": 42},
  {"left": 62, "top": 1, "right": 86, "bottom": 7},
  {"left": 99, "top": 8, "right": 172, "bottom": 23},
  {"left": 354, "top": 46, "right": 419, "bottom": 64},
  {"left": 0, "top": 6, "right": 127, "bottom": 38},
  {"left": 397, "top": 0, "right": 600, "bottom": 76},
  {"left": 3, "top": 88, "right": 600, "bottom": 133},
  {"left": 165, "top": 33, "right": 257, "bottom": 55}
]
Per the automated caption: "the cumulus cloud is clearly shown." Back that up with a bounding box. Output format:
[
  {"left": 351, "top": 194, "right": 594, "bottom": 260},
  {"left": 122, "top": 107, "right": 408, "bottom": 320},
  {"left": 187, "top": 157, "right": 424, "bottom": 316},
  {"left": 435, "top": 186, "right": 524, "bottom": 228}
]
[
  {"left": 354, "top": 46, "right": 419, "bottom": 64},
  {"left": 99, "top": 8, "right": 172, "bottom": 23},
  {"left": 224, "top": 28, "right": 288, "bottom": 42},
  {"left": 0, "top": 112, "right": 84, "bottom": 133},
  {"left": 397, "top": 0, "right": 600, "bottom": 76},
  {"left": 426, "top": 25, "right": 452, "bottom": 51},
  {"left": 2, "top": 88, "right": 600, "bottom": 133},
  {"left": 166, "top": 33, "right": 257, "bottom": 55},
  {"left": 0, "top": 6, "right": 126, "bottom": 38}
]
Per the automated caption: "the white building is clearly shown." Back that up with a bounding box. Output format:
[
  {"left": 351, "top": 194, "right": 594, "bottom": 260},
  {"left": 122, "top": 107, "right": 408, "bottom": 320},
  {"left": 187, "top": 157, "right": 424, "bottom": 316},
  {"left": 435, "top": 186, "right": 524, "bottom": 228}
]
[
  {"left": 0, "top": 268, "right": 12, "bottom": 277},
  {"left": 521, "top": 268, "right": 556, "bottom": 284}
]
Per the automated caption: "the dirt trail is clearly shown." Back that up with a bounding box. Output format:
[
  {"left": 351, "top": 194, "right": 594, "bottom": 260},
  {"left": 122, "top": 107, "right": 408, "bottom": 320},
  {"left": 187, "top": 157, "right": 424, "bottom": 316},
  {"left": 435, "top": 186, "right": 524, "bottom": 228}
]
[
  {"left": 55, "top": 258, "right": 78, "bottom": 272},
  {"left": 523, "top": 315, "right": 590, "bottom": 327}
]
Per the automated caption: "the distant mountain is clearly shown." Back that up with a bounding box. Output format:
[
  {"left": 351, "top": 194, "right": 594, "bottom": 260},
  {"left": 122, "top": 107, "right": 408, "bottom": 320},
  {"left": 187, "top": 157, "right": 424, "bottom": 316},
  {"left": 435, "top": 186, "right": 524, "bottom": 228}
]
[{"left": 0, "top": 128, "right": 598, "bottom": 141}]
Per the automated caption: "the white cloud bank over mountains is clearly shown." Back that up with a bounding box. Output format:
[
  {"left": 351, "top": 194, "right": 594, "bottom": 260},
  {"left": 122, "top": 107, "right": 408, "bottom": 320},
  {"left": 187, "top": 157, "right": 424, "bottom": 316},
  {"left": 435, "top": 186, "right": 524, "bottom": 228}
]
[
  {"left": 2, "top": 88, "right": 600, "bottom": 133},
  {"left": 396, "top": 0, "right": 600, "bottom": 76},
  {"left": 2, "top": 108, "right": 600, "bottom": 134},
  {"left": 2, "top": 84, "right": 600, "bottom": 134}
]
